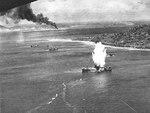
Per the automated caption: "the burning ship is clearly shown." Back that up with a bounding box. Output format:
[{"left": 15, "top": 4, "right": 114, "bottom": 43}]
[
  {"left": 82, "top": 42, "right": 112, "bottom": 73},
  {"left": 82, "top": 66, "right": 112, "bottom": 73}
]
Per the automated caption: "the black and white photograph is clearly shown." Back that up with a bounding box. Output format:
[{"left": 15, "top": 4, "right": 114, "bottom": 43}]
[{"left": 0, "top": 0, "right": 150, "bottom": 113}]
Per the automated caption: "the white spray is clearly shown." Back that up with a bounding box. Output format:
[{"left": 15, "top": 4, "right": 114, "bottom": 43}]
[
  {"left": 17, "top": 26, "right": 24, "bottom": 43},
  {"left": 92, "top": 42, "right": 107, "bottom": 67}
]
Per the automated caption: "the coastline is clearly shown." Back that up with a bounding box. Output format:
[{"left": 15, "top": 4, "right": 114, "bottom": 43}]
[
  {"left": 78, "top": 39, "right": 150, "bottom": 51},
  {"left": 80, "top": 40, "right": 150, "bottom": 51},
  {"left": 105, "top": 44, "right": 150, "bottom": 51}
]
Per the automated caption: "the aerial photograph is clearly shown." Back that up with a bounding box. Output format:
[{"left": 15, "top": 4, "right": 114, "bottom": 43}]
[{"left": 0, "top": 0, "right": 150, "bottom": 113}]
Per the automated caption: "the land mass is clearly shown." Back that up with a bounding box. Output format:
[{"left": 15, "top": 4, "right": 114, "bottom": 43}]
[{"left": 91, "top": 24, "right": 150, "bottom": 49}]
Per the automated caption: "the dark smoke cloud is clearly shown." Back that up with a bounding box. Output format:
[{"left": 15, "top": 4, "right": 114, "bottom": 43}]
[{"left": 0, "top": 4, "right": 58, "bottom": 29}]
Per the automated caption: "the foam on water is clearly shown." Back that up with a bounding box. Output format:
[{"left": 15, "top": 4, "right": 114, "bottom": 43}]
[
  {"left": 47, "top": 38, "right": 95, "bottom": 45},
  {"left": 27, "top": 82, "right": 77, "bottom": 113},
  {"left": 47, "top": 38, "right": 73, "bottom": 42},
  {"left": 27, "top": 93, "right": 59, "bottom": 113}
]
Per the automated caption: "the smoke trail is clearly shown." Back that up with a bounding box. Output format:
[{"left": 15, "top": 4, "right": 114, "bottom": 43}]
[
  {"left": 0, "top": 4, "right": 58, "bottom": 29},
  {"left": 92, "top": 42, "right": 107, "bottom": 67}
]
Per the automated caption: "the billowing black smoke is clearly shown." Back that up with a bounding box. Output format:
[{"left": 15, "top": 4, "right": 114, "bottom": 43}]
[
  {"left": 17, "top": 4, "right": 36, "bottom": 22},
  {"left": 0, "top": 4, "right": 58, "bottom": 29}
]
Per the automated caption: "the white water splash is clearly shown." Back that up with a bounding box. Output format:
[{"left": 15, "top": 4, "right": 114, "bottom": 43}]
[
  {"left": 92, "top": 42, "right": 107, "bottom": 67},
  {"left": 47, "top": 93, "right": 58, "bottom": 104},
  {"left": 17, "top": 31, "right": 24, "bottom": 43}
]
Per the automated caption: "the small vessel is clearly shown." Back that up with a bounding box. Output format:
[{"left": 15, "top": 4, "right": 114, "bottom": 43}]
[
  {"left": 48, "top": 47, "right": 58, "bottom": 51},
  {"left": 82, "top": 66, "right": 112, "bottom": 73}
]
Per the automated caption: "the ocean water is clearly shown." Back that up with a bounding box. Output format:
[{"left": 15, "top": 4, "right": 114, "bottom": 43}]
[{"left": 1, "top": 27, "right": 150, "bottom": 113}]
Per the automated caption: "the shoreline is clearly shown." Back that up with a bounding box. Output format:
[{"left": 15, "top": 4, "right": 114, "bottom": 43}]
[
  {"left": 105, "top": 44, "right": 150, "bottom": 51},
  {"left": 79, "top": 40, "right": 150, "bottom": 51},
  {"left": 1, "top": 28, "right": 150, "bottom": 51}
]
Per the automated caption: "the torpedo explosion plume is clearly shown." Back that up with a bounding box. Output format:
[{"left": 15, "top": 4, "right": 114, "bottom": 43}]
[{"left": 0, "top": 4, "right": 58, "bottom": 29}]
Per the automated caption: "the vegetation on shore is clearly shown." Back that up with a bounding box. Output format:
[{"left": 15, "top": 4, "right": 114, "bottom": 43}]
[{"left": 91, "top": 24, "right": 150, "bottom": 49}]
